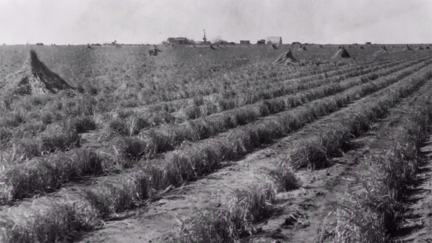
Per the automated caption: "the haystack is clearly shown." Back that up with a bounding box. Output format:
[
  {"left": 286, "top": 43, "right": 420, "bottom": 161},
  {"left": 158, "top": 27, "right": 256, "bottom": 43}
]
[
  {"left": 374, "top": 46, "right": 388, "bottom": 57},
  {"left": 417, "top": 46, "right": 424, "bottom": 50},
  {"left": 405, "top": 45, "right": 413, "bottom": 51},
  {"left": 273, "top": 49, "right": 298, "bottom": 65},
  {"left": 148, "top": 46, "right": 162, "bottom": 56},
  {"left": 426, "top": 46, "right": 430, "bottom": 50},
  {"left": 332, "top": 47, "right": 351, "bottom": 58},
  {"left": 0, "top": 50, "right": 73, "bottom": 96},
  {"left": 298, "top": 46, "right": 307, "bottom": 51}
]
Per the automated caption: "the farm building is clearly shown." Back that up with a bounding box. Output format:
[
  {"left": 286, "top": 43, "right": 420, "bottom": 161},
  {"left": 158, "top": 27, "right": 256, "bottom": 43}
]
[
  {"left": 257, "top": 39, "right": 266, "bottom": 45},
  {"left": 267, "top": 36, "right": 282, "bottom": 45},
  {"left": 240, "top": 40, "right": 250, "bottom": 45},
  {"left": 167, "top": 37, "right": 192, "bottom": 45}
]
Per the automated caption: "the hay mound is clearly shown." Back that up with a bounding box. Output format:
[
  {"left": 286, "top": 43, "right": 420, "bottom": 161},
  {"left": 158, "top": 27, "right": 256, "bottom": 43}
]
[
  {"left": 405, "top": 45, "right": 413, "bottom": 51},
  {"left": 273, "top": 49, "right": 298, "bottom": 65},
  {"left": 148, "top": 45, "right": 163, "bottom": 56},
  {"left": 374, "top": 46, "right": 388, "bottom": 56},
  {"left": 332, "top": 48, "right": 351, "bottom": 58},
  {"left": 298, "top": 46, "right": 307, "bottom": 51},
  {"left": 0, "top": 50, "right": 73, "bottom": 96}
]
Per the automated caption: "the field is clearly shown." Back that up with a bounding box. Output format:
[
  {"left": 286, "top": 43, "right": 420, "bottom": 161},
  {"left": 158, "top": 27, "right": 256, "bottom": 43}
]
[{"left": 0, "top": 43, "right": 432, "bottom": 243}]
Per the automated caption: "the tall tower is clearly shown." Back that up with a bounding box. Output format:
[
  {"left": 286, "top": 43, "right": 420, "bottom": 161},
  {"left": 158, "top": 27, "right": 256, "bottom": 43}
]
[{"left": 203, "top": 29, "right": 207, "bottom": 44}]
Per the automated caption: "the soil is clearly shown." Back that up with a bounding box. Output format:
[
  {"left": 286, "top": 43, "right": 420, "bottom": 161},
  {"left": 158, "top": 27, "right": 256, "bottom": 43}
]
[{"left": 392, "top": 139, "right": 432, "bottom": 242}]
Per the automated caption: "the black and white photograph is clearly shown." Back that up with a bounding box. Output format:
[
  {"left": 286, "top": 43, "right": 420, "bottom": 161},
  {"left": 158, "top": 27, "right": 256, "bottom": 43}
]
[{"left": 0, "top": 0, "right": 432, "bottom": 242}]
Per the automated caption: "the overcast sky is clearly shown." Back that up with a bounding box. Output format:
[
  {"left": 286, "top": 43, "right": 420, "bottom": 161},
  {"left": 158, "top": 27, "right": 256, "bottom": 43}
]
[{"left": 0, "top": 0, "right": 431, "bottom": 45}]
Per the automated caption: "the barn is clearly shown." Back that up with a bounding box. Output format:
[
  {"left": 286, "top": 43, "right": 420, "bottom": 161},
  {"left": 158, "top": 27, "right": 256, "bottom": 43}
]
[
  {"left": 257, "top": 39, "right": 266, "bottom": 45},
  {"left": 267, "top": 36, "right": 282, "bottom": 45},
  {"left": 167, "top": 37, "right": 191, "bottom": 45}
]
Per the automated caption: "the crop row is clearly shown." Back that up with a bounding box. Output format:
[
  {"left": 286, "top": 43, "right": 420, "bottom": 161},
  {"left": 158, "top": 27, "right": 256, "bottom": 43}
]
[
  {"left": 167, "top": 63, "right": 432, "bottom": 243},
  {"left": 129, "top": 50, "right": 406, "bottom": 114},
  {"left": 167, "top": 57, "right": 403, "bottom": 119},
  {"left": 140, "top": 51, "right": 425, "bottom": 105},
  {"left": 0, "top": 51, "right": 409, "bottom": 149},
  {"left": 2, "top": 56, "right": 430, "bottom": 203},
  {"left": 145, "top": 57, "right": 393, "bottom": 113},
  {"left": 0, "top": 52, "right": 425, "bottom": 144},
  {"left": 115, "top": 53, "right": 430, "bottom": 132},
  {"left": 285, "top": 67, "right": 432, "bottom": 168},
  {"left": 143, "top": 52, "right": 412, "bottom": 115},
  {"left": 333, "top": 76, "right": 432, "bottom": 242},
  {"left": 1, "top": 61, "right": 430, "bottom": 243},
  {"left": 5, "top": 53, "right": 423, "bottom": 159},
  {"left": 130, "top": 56, "right": 431, "bottom": 158}
]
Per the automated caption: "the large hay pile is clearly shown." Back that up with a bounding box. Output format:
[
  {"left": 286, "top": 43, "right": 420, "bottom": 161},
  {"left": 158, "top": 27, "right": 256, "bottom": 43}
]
[
  {"left": 405, "top": 45, "right": 413, "bottom": 51},
  {"left": 374, "top": 46, "right": 389, "bottom": 56},
  {"left": 332, "top": 47, "right": 351, "bottom": 58},
  {"left": 273, "top": 49, "right": 298, "bottom": 65},
  {"left": 0, "top": 50, "right": 73, "bottom": 96},
  {"left": 298, "top": 46, "right": 307, "bottom": 51}
]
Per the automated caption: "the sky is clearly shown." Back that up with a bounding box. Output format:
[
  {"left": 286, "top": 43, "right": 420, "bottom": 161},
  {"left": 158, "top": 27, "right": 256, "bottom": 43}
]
[{"left": 0, "top": 0, "right": 431, "bottom": 45}]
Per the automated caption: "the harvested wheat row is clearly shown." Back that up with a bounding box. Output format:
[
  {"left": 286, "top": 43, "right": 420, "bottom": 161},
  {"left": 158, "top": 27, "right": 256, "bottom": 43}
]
[
  {"left": 333, "top": 76, "right": 432, "bottom": 243},
  {"left": 1, "top": 61, "right": 430, "bottom": 243},
  {"left": 166, "top": 65, "right": 432, "bottom": 243},
  {"left": 1, "top": 55, "right": 427, "bottom": 203}
]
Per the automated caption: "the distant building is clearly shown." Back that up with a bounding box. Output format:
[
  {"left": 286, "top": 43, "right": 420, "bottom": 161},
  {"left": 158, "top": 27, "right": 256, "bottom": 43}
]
[
  {"left": 167, "top": 37, "right": 191, "bottom": 45},
  {"left": 267, "top": 36, "right": 282, "bottom": 45},
  {"left": 365, "top": 42, "right": 372, "bottom": 45},
  {"left": 240, "top": 40, "right": 250, "bottom": 45},
  {"left": 257, "top": 39, "right": 266, "bottom": 44}
]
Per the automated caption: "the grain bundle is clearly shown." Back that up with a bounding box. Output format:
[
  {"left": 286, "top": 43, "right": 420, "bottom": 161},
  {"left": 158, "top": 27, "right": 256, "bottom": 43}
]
[
  {"left": 332, "top": 47, "right": 351, "bottom": 58},
  {"left": 273, "top": 49, "right": 298, "bottom": 65},
  {"left": 0, "top": 49, "right": 73, "bottom": 96}
]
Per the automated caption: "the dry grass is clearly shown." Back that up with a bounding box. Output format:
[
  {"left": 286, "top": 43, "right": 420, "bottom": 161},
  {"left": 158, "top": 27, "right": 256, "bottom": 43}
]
[
  {"left": 0, "top": 46, "right": 431, "bottom": 243},
  {"left": 333, "top": 77, "right": 432, "bottom": 242},
  {"left": 289, "top": 64, "right": 432, "bottom": 169},
  {"left": 1, "top": 149, "right": 103, "bottom": 202},
  {"left": 167, "top": 182, "right": 277, "bottom": 243}
]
